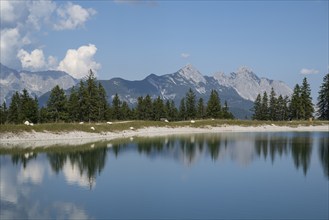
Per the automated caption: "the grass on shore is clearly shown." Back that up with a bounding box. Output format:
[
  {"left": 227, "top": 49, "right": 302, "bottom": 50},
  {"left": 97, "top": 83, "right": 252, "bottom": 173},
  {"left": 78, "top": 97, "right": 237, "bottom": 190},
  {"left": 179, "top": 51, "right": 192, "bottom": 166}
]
[{"left": 0, "top": 119, "right": 328, "bottom": 134}]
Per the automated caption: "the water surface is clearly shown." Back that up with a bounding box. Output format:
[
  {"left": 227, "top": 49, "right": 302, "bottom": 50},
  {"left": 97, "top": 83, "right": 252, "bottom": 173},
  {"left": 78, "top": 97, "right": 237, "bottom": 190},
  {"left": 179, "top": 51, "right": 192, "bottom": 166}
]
[{"left": 1, "top": 132, "right": 328, "bottom": 219}]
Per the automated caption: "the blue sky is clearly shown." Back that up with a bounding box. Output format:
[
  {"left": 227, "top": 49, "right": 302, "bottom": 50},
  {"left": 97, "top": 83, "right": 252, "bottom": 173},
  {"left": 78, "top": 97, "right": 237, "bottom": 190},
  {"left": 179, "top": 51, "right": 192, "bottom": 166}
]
[{"left": 1, "top": 0, "right": 328, "bottom": 98}]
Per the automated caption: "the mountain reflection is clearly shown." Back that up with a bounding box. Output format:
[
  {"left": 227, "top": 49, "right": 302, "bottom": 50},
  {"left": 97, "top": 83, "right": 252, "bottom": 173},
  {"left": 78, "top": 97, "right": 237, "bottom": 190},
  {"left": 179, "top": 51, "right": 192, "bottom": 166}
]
[{"left": 3, "top": 132, "right": 328, "bottom": 184}]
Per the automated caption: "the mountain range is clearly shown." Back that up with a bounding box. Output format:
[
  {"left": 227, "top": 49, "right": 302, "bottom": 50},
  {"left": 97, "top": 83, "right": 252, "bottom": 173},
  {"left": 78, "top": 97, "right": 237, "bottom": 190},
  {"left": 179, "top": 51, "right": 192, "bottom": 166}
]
[{"left": 0, "top": 63, "right": 293, "bottom": 119}]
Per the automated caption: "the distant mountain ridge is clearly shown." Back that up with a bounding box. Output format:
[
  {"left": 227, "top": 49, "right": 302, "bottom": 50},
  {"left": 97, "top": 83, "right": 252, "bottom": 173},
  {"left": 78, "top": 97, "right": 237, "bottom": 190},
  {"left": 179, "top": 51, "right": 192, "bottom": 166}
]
[
  {"left": 0, "top": 63, "right": 78, "bottom": 104},
  {"left": 213, "top": 67, "right": 293, "bottom": 101},
  {"left": 1, "top": 63, "right": 293, "bottom": 119},
  {"left": 96, "top": 64, "right": 292, "bottom": 118}
]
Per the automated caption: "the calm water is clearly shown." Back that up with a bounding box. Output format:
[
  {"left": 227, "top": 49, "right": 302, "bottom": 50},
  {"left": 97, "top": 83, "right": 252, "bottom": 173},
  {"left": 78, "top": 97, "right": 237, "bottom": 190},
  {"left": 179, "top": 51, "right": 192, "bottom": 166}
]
[{"left": 0, "top": 132, "right": 328, "bottom": 219}]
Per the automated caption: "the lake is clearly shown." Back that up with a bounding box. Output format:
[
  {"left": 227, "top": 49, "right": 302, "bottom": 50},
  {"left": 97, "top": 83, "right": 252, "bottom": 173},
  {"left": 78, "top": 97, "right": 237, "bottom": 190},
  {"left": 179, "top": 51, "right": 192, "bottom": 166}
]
[{"left": 0, "top": 132, "right": 328, "bottom": 219}]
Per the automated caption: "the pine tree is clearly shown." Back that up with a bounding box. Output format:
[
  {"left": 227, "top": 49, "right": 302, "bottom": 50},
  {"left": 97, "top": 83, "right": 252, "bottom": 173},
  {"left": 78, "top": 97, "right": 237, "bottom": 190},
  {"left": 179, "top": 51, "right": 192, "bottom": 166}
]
[
  {"left": 67, "top": 86, "right": 80, "bottom": 122},
  {"left": 317, "top": 73, "right": 329, "bottom": 120},
  {"left": 179, "top": 98, "right": 186, "bottom": 120},
  {"left": 260, "top": 91, "right": 269, "bottom": 120},
  {"left": 46, "top": 85, "right": 68, "bottom": 122},
  {"left": 289, "top": 84, "right": 302, "bottom": 120},
  {"left": 185, "top": 88, "right": 196, "bottom": 119},
  {"left": 8, "top": 92, "right": 21, "bottom": 124},
  {"left": 78, "top": 80, "right": 88, "bottom": 122},
  {"left": 144, "top": 95, "right": 153, "bottom": 120},
  {"left": 20, "top": 89, "right": 38, "bottom": 123},
  {"left": 196, "top": 97, "right": 205, "bottom": 119},
  {"left": 153, "top": 96, "right": 165, "bottom": 121},
  {"left": 283, "top": 96, "right": 290, "bottom": 120},
  {"left": 97, "top": 82, "right": 108, "bottom": 121},
  {"left": 300, "top": 77, "right": 314, "bottom": 120},
  {"left": 112, "top": 93, "right": 122, "bottom": 120},
  {"left": 0, "top": 102, "right": 8, "bottom": 124},
  {"left": 206, "top": 90, "right": 221, "bottom": 119},
  {"left": 222, "top": 100, "right": 234, "bottom": 119},
  {"left": 252, "top": 94, "right": 262, "bottom": 120},
  {"left": 121, "top": 101, "right": 131, "bottom": 120},
  {"left": 269, "top": 88, "right": 277, "bottom": 121},
  {"left": 276, "top": 95, "right": 284, "bottom": 121},
  {"left": 85, "top": 70, "right": 99, "bottom": 122},
  {"left": 165, "top": 100, "right": 178, "bottom": 121}
]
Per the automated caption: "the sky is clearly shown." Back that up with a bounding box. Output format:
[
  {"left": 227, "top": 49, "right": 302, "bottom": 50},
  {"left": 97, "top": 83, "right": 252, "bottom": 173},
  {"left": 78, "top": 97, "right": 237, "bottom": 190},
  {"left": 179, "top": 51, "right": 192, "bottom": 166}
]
[{"left": 0, "top": 0, "right": 328, "bottom": 99}]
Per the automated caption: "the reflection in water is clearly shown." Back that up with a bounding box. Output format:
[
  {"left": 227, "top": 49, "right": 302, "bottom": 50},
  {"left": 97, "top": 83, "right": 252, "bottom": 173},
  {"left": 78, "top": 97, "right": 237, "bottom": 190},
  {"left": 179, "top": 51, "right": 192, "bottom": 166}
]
[
  {"left": 0, "top": 132, "right": 328, "bottom": 219},
  {"left": 47, "top": 147, "right": 107, "bottom": 189},
  {"left": 254, "top": 133, "right": 313, "bottom": 175},
  {"left": 290, "top": 135, "right": 312, "bottom": 175},
  {"left": 3, "top": 132, "right": 327, "bottom": 181},
  {"left": 319, "top": 136, "right": 329, "bottom": 179}
]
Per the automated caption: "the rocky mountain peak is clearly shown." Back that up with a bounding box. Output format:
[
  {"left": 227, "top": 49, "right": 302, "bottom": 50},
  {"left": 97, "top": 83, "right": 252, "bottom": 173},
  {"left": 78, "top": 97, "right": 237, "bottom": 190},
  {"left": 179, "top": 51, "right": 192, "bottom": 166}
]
[{"left": 178, "top": 64, "right": 206, "bottom": 84}]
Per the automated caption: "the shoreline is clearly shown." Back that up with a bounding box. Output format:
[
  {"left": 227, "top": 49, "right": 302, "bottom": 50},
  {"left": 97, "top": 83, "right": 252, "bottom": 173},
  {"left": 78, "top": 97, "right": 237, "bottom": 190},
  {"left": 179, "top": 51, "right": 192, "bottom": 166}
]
[{"left": 0, "top": 125, "right": 328, "bottom": 148}]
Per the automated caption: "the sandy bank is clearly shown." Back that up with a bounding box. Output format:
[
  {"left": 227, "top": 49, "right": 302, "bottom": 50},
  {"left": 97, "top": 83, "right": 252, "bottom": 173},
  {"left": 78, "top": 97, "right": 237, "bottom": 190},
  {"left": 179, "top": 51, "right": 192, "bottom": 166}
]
[{"left": 0, "top": 125, "right": 328, "bottom": 148}]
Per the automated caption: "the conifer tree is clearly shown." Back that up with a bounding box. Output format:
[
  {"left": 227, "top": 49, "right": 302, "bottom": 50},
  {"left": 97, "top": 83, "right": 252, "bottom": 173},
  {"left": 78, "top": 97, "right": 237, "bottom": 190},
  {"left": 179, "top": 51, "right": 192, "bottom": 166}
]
[
  {"left": 269, "top": 88, "right": 277, "bottom": 121},
  {"left": 179, "top": 98, "right": 186, "bottom": 120},
  {"left": 136, "top": 96, "right": 145, "bottom": 120},
  {"left": 97, "top": 82, "right": 108, "bottom": 121},
  {"left": 144, "top": 95, "right": 153, "bottom": 120},
  {"left": 47, "top": 85, "right": 68, "bottom": 122},
  {"left": 260, "top": 91, "right": 269, "bottom": 120},
  {"left": 165, "top": 100, "right": 178, "bottom": 121},
  {"left": 85, "top": 70, "right": 99, "bottom": 122},
  {"left": 153, "top": 96, "right": 165, "bottom": 121},
  {"left": 0, "top": 102, "right": 8, "bottom": 124},
  {"left": 300, "top": 77, "right": 314, "bottom": 120},
  {"left": 78, "top": 80, "right": 88, "bottom": 122},
  {"left": 289, "top": 84, "right": 302, "bottom": 120},
  {"left": 112, "top": 93, "right": 122, "bottom": 120},
  {"left": 185, "top": 88, "right": 196, "bottom": 119},
  {"left": 121, "top": 101, "right": 131, "bottom": 120},
  {"left": 317, "top": 73, "right": 329, "bottom": 120},
  {"left": 222, "top": 100, "right": 234, "bottom": 119},
  {"left": 19, "top": 89, "right": 38, "bottom": 123},
  {"left": 206, "top": 90, "right": 222, "bottom": 118},
  {"left": 67, "top": 86, "right": 80, "bottom": 122},
  {"left": 252, "top": 94, "right": 262, "bottom": 120},
  {"left": 196, "top": 97, "right": 205, "bottom": 119},
  {"left": 8, "top": 92, "right": 21, "bottom": 124}
]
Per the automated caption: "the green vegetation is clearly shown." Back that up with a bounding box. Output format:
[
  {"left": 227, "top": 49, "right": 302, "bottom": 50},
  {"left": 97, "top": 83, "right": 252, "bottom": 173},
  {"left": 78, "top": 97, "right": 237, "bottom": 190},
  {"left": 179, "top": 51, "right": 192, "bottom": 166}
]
[
  {"left": 317, "top": 73, "right": 329, "bottom": 120},
  {"left": 0, "top": 119, "right": 327, "bottom": 135},
  {"left": 252, "top": 77, "right": 317, "bottom": 121},
  {"left": 0, "top": 70, "right": 234, "bottom": 125}
]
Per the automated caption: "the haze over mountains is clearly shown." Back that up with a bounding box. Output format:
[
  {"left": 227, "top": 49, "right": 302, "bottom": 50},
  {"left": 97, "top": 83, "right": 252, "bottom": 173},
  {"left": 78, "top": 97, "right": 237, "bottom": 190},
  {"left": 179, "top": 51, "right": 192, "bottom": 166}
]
[{"left": 0, "top": 63, "right": 293, "bottom": 119}]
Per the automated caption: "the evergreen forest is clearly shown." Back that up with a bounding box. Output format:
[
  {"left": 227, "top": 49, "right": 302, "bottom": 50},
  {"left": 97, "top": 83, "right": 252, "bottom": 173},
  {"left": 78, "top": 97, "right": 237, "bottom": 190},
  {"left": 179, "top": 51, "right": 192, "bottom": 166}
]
[
  {"left": 0, "top": 70, "right": 234, "bottom": 124},
  {"left": 252, "top": 74, "right": 329, "bottom": 121}
]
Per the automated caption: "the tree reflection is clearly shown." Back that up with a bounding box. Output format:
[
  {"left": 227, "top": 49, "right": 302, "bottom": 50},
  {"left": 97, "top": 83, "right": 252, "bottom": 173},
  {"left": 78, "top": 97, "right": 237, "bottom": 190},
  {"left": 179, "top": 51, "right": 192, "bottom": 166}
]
[
  {"left": 318, "top": 136, "right": 329, "bottom": 179},
  {"left": 254, "top": 133, "right": 313, "bottom": 176},
  {"left": 11, "top": 152, "right": 38, "bottom": 168},
  {"left": 290, "top": 135, "right": 312, "bottom": 176},
  {"left": 47, "top": 146, "right": 108, "bottom": 189},
  {"left": 207, "top": 135, "right": 221, "bottom": 161},
  {"left": 255, "top": 134, "right": 269, "bottom": 159}
]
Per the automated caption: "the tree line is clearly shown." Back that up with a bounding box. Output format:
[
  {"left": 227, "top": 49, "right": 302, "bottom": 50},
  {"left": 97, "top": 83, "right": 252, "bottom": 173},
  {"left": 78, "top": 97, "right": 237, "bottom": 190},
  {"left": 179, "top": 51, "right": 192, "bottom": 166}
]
[
  {"left": 0, "top": 70, "right": 234, "bottom": 124},
  {"left": 252, "top": 74, "right": 329, "bottom": 121}
]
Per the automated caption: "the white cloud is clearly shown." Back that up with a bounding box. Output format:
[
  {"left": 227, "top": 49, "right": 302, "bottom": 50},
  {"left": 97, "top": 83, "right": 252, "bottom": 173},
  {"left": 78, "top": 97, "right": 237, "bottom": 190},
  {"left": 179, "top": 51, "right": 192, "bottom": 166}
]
[
  {"left": 0, "top": 1, "right": 27, "bottom": 27},
  {"left": 17, "top": 161, "right": 46, "bottom": 184},
  {"left": 62, "top": 161, "right": 95, "bottom": 189},
  {"left": 0, "top": 0, "right": 97, "bottom": 70},
  {"left": 54, "top": 2, "right": 96, "bottom": 30},
  {"left": 58, "top": 44, "right": 101, "bottom": 79},
  {"left": 181, "top": 53, "right": 190, "bottom": 58},
  {"left": 300, "top": 68, "right": 319, "bottom": 75},
  {"left": 26, "top": 0, "right": 56, "bottom": 30}
]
